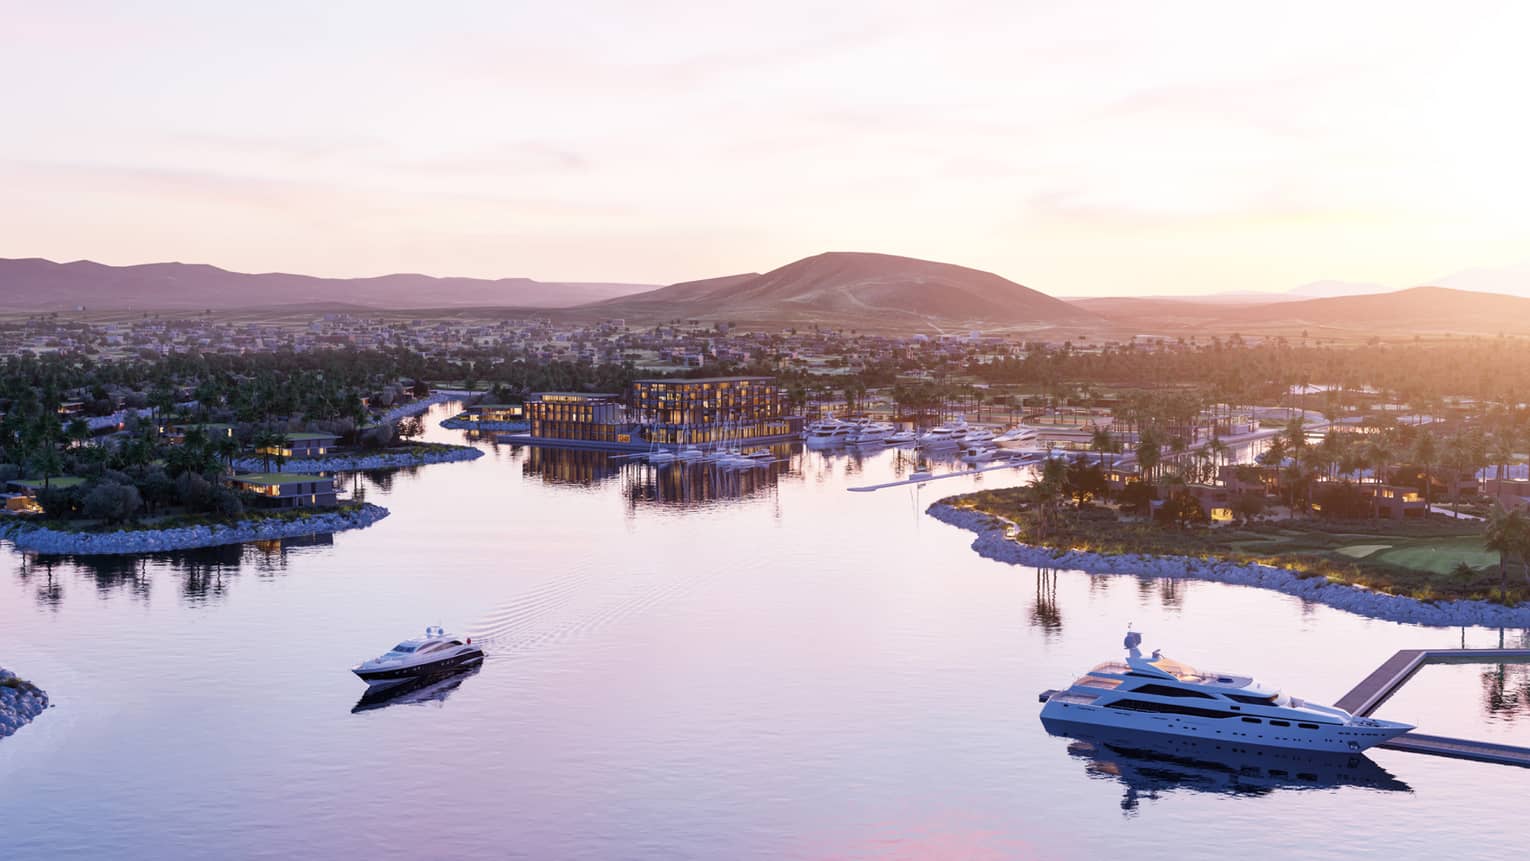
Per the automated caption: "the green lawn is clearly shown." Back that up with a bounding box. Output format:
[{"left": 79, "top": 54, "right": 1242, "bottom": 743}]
[{"left": 949, "top": 487, "right": 1520, "bottom": 604}]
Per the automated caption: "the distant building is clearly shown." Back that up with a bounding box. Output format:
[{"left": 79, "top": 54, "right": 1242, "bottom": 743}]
[
  {"left": 465, "top": 403, "right": 526, "bottom": 424},
  {"left": 525, "top": 376, "right": 800, "bottom": 448},
  {"left": 259, "top": 432, "right": 339, "bottom": 459},
  {"left": 231, "top": 473, "right": 338, "bottom": 508},
  {"left": 160, "top": 422, "right": 234, "bottom": 444}
]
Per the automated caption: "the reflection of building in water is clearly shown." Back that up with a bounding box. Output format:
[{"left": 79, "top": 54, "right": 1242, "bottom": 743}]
[
  {"left": 624, "top": 456, "right": 790, "bottom": 509},
  {"left": 521, "top": 446, "right": 624, "bottom": 486},
  {"left": 520, "top": 444, "right": 799, "bottom": 508},
  {"left": 525, "top": 377, "right": 802, "bottom": 449},
  {"left": 1048, "top": 727, "right": 1410, "bottom": 814}
]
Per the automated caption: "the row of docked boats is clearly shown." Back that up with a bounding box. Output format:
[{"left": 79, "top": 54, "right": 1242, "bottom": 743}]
[
  {"left": 803, "top": 417, "right": 1039, "bottom": 452},
  {"left": 641, "top": 445, "right": 778, "bottom": 469}
]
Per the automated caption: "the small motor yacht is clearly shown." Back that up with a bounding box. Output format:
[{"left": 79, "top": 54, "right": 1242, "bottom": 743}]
[
  {"left": 886, "top": 430, "right": 918, "bottom": 444},
  {"left": 352, "top": 626, "right": 485, "bottom": 686}
]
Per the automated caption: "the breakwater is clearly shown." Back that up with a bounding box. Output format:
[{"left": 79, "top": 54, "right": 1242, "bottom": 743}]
[
  {"left": 0, "top": 503, "right": 391, "bottom": 555},
  {"left": 231, "top": 445, "right": 482, "bottom": 473},
  {"left": 0, "top": 668, "right": 48, "bottom": 739}
]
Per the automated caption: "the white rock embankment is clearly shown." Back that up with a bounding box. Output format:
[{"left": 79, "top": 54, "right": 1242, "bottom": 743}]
[
  {"left": 439, "top": 417, "right": 529, "bottom": 432},
  {"left": 379, "top": 391, "right": 469, "bottom": 423},
  {"left": 927, "top": 502, "right": 1530, "bottom": 629},
  {"left": 0, "top": 668, "right": 49, "bottom": 739},
  {"left": 231, "top": 446, "right": 483, "bottom": 473},
  {"left": 0, "top": 503, "right": 390, "bottom": 555}
]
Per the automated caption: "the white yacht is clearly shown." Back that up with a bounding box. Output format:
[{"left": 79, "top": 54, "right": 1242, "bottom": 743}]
[
  {"left": 993, "top": 426, "right": 1039, "bottom": 448},
  {"left": 1039, "top": 631, "right": 1414, "bottom": 753},
  {"left": 352, "top": 626, "right": 485, "bottom": 686},
  {"left": 917, "top": 421, "right": 968, "bottom": 449},
  {"left": 675, "top": 446, "right": 704, "bottom": 461},
  {"left": 804, "top": 420, "right": 854, "bottom": 447},
  {"left": 959, "top": 443, "right": 996, "bottom": 463},
  {"left": 848, "top": 422, "right": 895, "bottom": 446},
  {"left": 962, "top": 427, "right": 998, "bottom": 445},
  {"left": 886, "top": 429, "right": 918, "bottom": 444}
]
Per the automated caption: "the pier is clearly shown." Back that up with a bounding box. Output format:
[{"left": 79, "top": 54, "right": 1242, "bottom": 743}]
[
  {"left": 847, "top": 459, "right": 1037, "bottom": 492},
  {"left": 1337, "top": 648, "right": 1530, "bottom": 767}
]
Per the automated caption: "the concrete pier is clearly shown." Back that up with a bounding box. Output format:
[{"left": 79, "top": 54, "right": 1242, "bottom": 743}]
[{"left": 1337, "top": 648, "right": 1530, "bottom": 768}]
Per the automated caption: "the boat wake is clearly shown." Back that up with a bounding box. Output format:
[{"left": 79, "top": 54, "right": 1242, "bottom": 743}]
[{"left": 466, "top": 570, "right": 708, "bottom": 653}]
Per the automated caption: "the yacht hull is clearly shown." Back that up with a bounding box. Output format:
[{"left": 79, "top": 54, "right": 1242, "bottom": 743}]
[
  {"left": 353, "top": 648, "right": 485, "bottom": 686},
  {"left": 1040, "top": 699, "right": 1410, "bottom": 753}
]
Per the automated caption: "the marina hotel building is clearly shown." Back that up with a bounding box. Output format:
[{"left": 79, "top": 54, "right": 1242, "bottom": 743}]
[{"left": 525, "top": 376, "right": 800, "bottom": 449}]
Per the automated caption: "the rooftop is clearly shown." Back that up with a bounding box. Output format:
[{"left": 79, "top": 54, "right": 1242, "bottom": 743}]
[
  {"left": 233, "top": 473, "right": 333, "bottom": 485},
  {"left": 633, "top": 376, "right": 774, "bottom": 384}
]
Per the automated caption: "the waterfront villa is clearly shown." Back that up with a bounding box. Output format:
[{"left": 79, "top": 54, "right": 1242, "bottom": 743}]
[
  {"left": 524, "top": 376, "right": 802, "bottom": 449},
  {"left": 258, "top": 432, "right": 339, "bottom": 459},
  {"left": 465, "top": 403, "right": 526, "bottom": 424},
  {"left": 230, "top": 473, "right": 339, "bottom": 508}
]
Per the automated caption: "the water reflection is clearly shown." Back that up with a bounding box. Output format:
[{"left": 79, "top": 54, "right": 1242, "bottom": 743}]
[
  {"left": 351, "top": 665, "right": 482, "bottom": 714},
  {"left": 10, "top": 533, "right": 331, "bottom": 607},
  {"left": 1032, "top": 568, "right": 1062, "bottom": 637},
  {"left": 518, "top": 444, "right": 802, "bottom": 509},
  {"left": 1046, "top": 725, "right": 1412, "bottom": 813}
]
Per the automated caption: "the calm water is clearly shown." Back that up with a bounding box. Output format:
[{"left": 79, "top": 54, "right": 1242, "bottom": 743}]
[{"left": 3, "top": 402, "right": 1528, "bottom": 860}]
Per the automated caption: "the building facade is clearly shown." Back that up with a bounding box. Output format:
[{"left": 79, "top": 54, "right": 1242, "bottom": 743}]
[
  {"left": 628, "top": 377, "right": 793, "bottom": 445},
  {"left": 525, "top": 377, "right": 799, "bottom": 448},
  {"left": 231, "top": 473, "right": 339, "bottom": 508}
]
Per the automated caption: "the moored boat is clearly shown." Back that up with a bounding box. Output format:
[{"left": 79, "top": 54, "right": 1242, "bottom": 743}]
[{"left": 1039, "top": 630, "right": 1414, "bottom": 753}]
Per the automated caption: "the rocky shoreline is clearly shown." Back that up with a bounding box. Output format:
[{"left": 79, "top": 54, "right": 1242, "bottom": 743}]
[
  {"left": 927, "top": 502, "right": 1530, "bottom": 628},
  {"left": 0, "top": 668, "right": 49, "bottom": 739},
  {"left": 0, "top": 502, "right": 391, "bottom": 556},
  {"left": 439, "top": 417, "right": 529, "bottom": 432},
  {"left": 231, "top": 445, "right": 483, "bottom": 473}
]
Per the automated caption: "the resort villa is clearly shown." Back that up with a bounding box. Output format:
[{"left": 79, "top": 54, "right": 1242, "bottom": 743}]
[
  {"left": 230, "top": 473, "right": 339, "bottom": 508},
  {"left": 464, "top": 403, "right": 526, "bottom": 424},
  {"left": 257, "top": 432, "right": 339, "bottom": 459},
  {"left": 525, "top": 376, "right": 801, "bottom": 449}
]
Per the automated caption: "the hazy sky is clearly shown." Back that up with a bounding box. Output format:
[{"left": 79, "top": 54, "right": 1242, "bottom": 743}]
[{"left": 4, "top": 1, "right": 1529, "bottom": 295}]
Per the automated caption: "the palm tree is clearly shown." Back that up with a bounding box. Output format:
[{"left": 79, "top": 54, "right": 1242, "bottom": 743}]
[
  {"left": 1411, "top": 430, "right": 1437, "bottom": 514},
  {"left": 1484, "top": 505, "right": 1530, "bottom": 603}
]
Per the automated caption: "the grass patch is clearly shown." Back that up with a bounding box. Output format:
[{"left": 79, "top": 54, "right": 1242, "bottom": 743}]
[
  {"left": 0, "top": 675, "right": 41, "bottom": 695},
  {"left": 950, "top": 487, "right": 1523, "bottom": 605}
]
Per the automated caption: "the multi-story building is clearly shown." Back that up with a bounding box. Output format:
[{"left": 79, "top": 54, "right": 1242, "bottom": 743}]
[
  {"left": 628, "top": 377, "right": 793, "bottom": 445},
  {"left": 525, "top": 377, "right": 800, "bottom": 448}
]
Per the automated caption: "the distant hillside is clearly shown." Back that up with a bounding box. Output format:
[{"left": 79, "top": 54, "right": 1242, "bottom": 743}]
[
  {"left": 1214, "top": 286, "right": 1530, "bottom": 334},
  {"left": 587, "top": 252, "right": 1100, "bottom": 328},
  {"left": 0, "top": 258, "right": 654, "bottom": 311}
]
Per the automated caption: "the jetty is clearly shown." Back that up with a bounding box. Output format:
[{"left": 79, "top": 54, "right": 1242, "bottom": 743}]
[{"left": 1338, "top": 648, "right": 1530, "bottom": 767}]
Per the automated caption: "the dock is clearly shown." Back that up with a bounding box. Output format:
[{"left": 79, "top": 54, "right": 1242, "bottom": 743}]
[
  {"left": 1337, "top": 648, "right": 1530, "bottom": 767},
  {"left": 847, "top": 459, "right": 1036, "bottom": 493}
]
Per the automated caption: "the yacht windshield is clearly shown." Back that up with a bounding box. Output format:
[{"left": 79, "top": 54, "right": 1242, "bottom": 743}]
[{"left": 392, "top": 642, "right": 420, "bottom": 653}]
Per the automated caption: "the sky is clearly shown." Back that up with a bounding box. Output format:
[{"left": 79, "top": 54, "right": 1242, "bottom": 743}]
[{"left": 3, "top": 0, "right": 1530, "bottom": 296}]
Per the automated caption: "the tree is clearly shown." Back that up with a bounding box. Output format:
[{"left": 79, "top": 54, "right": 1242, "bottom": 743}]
[
  {"left": 1411, "top": 430, "right": 1437, "bottom": 514},
  {"left": 1484, "top": 505, "right": 1530, "bottom": 603},
  {"left": 83, "top": 481, "right": 142, "bottom": 524}
]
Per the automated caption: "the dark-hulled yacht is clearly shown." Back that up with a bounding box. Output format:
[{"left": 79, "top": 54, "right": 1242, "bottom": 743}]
[{"left": 352, "top": 626, "right": 485, "bottom": 686}]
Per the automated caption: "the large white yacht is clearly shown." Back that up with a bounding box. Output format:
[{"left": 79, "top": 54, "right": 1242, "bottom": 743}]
[
  {"left": 352, "top": 627, "right": 485, "bottom": 686},
  {"left": 1039, "top": 631, "right": 1414, "bottom": 753},
  {"left": 804, "top": 419, "right": 854, "bottom": 447},
  {"left": 848, "top": 422, "right": 895, "bottom": 446},
  {"left": 917, "top": 420, "right": 969, "bottom": 449}
]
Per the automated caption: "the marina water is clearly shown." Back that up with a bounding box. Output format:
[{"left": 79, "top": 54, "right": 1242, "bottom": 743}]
[{"left": 2, "top": 403, "right": 1527, "bottom": 859}]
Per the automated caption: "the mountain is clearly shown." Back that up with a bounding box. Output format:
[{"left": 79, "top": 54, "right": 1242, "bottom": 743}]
[
  {"left": 586, "top": 251, "right": 1100, "bottom": 328},
  {"left": 0, "top": 258, "right": 654, "bottom": 311},
  {"left": 1213, "top": 286, "right": 1530, "bottom": 334},
  {"left": 1285, "top": 279, "right": 1392, "bottom": 299},
  {"left": 1434, "top": 262, "right": 1530, "bottom": 298}
]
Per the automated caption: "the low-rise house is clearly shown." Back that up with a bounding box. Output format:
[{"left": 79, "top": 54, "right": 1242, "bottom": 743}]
[
  {"left": 466, "top": 403, "right": 525, "bottom": 424},
  {"left": 230, "top": 473, "right": 338, "bottom": 508},
  {"left": 259, "top": 432, "right": 339, "bottom": 459}
]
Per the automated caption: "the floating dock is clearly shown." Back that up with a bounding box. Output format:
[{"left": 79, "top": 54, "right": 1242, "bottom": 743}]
[{"left": 1337, "top": 648, "right": 1530, "bottom": 768}]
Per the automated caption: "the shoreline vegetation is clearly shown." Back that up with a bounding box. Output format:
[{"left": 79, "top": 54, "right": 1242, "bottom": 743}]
[
  {"left": 930, "top": 497, "right": 1530, "bottom": 628},
  {"left": 230, "top": 441, "right": 482, "bottom": 473},
  {"left": 0, "top": 668, "right": 48, "bottom": 739},
  {"left": 0, "top": 501, "right": 390, "bottom": 555}
]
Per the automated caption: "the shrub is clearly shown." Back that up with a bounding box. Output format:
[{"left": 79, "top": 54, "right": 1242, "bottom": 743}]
[{"left": 83, "top": 481, "right": 143, "bottom": 524}]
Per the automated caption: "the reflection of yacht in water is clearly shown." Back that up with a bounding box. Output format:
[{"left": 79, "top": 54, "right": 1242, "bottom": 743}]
[
  {"left": 1040, "top": 630, "right": 1414, "bottom": 753},
  {"left": 352, "top": 665, "right": 482, "bottom": 713},
  {"left": 1051, "top": 726, "right": 1411, "bottom": 811}
]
